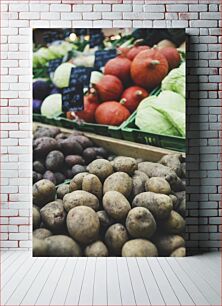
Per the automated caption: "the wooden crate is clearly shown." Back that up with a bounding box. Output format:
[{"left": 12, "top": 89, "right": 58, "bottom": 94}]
[{"left": 33, "top": 122, "right": 185, "bottom": 162}]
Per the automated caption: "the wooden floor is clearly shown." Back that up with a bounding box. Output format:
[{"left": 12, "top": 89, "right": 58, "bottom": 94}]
[{"left": 1, "top": 251, "right": 221, "bottom": 306}]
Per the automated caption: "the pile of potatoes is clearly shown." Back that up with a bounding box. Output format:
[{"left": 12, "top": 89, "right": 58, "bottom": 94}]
[
  {"left": 33, "top": 129, "right": 186, "bottom": 257},
  {"left": 33, "top": 126, "right": 112, "bottom": 185}
]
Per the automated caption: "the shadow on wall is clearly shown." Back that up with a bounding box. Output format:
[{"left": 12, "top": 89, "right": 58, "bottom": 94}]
[{"left": 186, "top": 34, "right": 201, "bottom": 255}]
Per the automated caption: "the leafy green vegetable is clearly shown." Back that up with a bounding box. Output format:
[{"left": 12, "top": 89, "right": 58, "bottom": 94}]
[
  {"left": 135, "top": 90, "right": 185, "bottom": 137},
  {"left": 52, "top": 62, "right": 75, "bottom": 88},
  {"left": 161, "top": 62, "right": 185, "bottom": 98},
  {"left": 41, "top": 94, "right": 62, "bottom": 118}
]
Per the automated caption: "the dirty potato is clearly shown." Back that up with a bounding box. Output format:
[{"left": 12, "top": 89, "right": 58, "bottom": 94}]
[
  {"left": 40, "top": 200, "right": 66, "bottom": 232},
  {"left": 105, "top": 223, "right": 128, "bottom": 255},
  {"left": 87, "top": 159, "right": 113, "bottom": 182},
  {"left": 103, "top": 191, "right": 131, "bottom": 220},
  {"left": 84, "top": 241, "right": 108, "bottom": 257},
  {"left": 33, "top": 179, "right": 56, "bottom": 207},
  {"left": 63, "top": 190, "right": 99, "bottom": 212},
  {"left": 45, "top": 235, "right": 81, "bottom": 257},
  {"left": 145, "top": 177, "right": 171, "bottom": 195},
  {"left": 103, "top": 172, "right": 133, "bottom": 198},
  {"left": 82, "top": 174, "right": 102, "bottom": 200},
  {"left": 113, "top": 156, "right": 137, "bottom": 175},
  {"left": 122, "top": 239, "right": 158, "bottom": 257}
]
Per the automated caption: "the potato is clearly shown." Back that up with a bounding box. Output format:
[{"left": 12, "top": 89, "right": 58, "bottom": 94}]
[
  {"left": 170, "top": 247, "right": 186, "bottom": 257},
  {"left": 33, "top": 171, "right": 42, "bottom": 184},
  {"left": 55, "top": 132, "right": 68, "bottom": 141},
  {"left": 33, "top": 206, "right": 41, "bottom": 229},
  {"left": 43, "top": 170, "right": 56, "bottom": 185},
  {"left": 113, "top": 156, "right": 137, "bottom": 175},
  {"left": 45, "top": 235, "right": 82, "bottom": 257},
  {"left": 82, "top": 174, "right": 102, "bottom": 200},
  {"left": 84, "top": 241, "right": 108, "bottom": 257},
  {"left": 33, "top": 237, "right": 48, "bottom": 257},
  {"left": 134, "top": 170, "right": 149, "bottom": 184},
  {"left": 65, "top": 155, "right": 85, "bottom": 167},
  {"left": 67, "top": 206, "right": 100, "bottom": 245},
  {"left": 138, "top": 162, "right": 185, "bottom": 192},
  {"left": 54, "top": 172, "right": 65, "bottom": 185},
  {"left": 33, "top": 228, "right": 52, "bottom": 239},
  {"left": 160, "top": 210, "right": 185, "bottom": 234},
  {"left": 103, "top": 172, "right": 133, "bottom": 198},
  {"left": 122, "top": 239, "right": 158, "bottom": 257},
  {"left": 70, "top": 172, "right": 89, "bottom": 190},
  {"left": 72, "top": 165, "right": 87, "bottom": 176},
  {"left": 153, "top": 233, "right": 185, "bottom": 256},
  {"left": 59, "top": 137, "right": 83, "bottom": 155},
  {"left": 145, "top": 177, "right": 171, "bottom": 195},
  {"left": 33, "top": 179, "right": 56, "bottom": 207},
  {"left": 45, "top": 150, "right": 64, "bottom": 171},
  {"left": 63, "top": 190, "right": 99, "bottom": 212},
  {"left": 33, "top": 127, "right": 60, "bottom": 139},
  {"left": 71, "top": 135, "right": 93, "bottom": 149},
  {"left": 105, "top": 223, "right": 128, "bottom": 255},
  {"left": 131, "top": 176, "right": 144, "bottom": 198},
  {"left": 97, "top": 210, "right": 114, "bottom": 230},
  {"left": 62, "top": 168, "right": 73, "bottom": 179},
  {"left": 87, "top": 159, "right": 113, "bottom": 182},
  {"left": 33, "top": 137, "right": 58, "bottom": 157},
  {"left": 33, "top": 161, "right": 45, "bottom": 174},
  {"left": 40, "top": 200, "right": 66, "bottom": 232},
  {"left": 159, "top": 154, "right": 183, "bottom": 177},
  {"left": 103, "top": 191, "right": 131, "bottom": 220},
  {"left": 57, "top": 184, "right": 69, "bottom": 199},
  {"left": 92, "top": 147, "right": 109, "bottom": 158},
  {"left": 83, "top": 147, "right": 97, "bottom": 164},
  {"left": 126, "top": 207, "right": 156, "bottom": 239},
  {"left": 132, "top": 192, "right": 173, "bottom": 220}
]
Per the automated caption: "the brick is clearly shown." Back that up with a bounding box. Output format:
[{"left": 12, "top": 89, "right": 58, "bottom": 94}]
[
  {"left": 123, "top": 12, "right": 164, "bottom": 19},
  {"left": 166, "top": 4, "right": 188, "bottom": 12},
  {"left": 1, "top": 241, "right": 18, "bottom": 248},
  {"left": 190, "top": 20, "right": 218, "bottom": 28},
  {"left": 29, "top": 3, "right": 49, "bottom": 11},
  {"left": 83, "top": 12, "right": 101, "bottom": 19},
  {"left": 93, "top": 4, "right": 111, "bottom": 11},
  {"left": 9, "top": 4, "right": 28, "bottom": 11},
  {"left": 200, "top": 12, "right": 221, "bottom": 19},
  {"left": 189, "top": 4, "right": 207, "bottom": 11},
  {"left": 50, "top": 4, "right": 71, "bottom": 11},
  {"left": 143, "top": 4, "right": 165, "bottom": 12},
  {"left": 40, "top": 12, "right": 60, "bottom": 20},
  {"left": 133, "top": 5, "right": 143, "bottom": 12},
  {"left": 93, "top": 20, "right": 112, "bottom": 27},
  {"left": 72, "top": 20, "right": 93, "bottom": 28},
  {"left": 102, "top": 12, "right": 122, "bottom": 19},
  {"left": 19, "top": 12, "right": 40, "bottom": 19},
  {"left": 50, "top": 21, "right": 72, "bottom": 27},
  {"left": 112, "top": 19, "right": 132, "bottom": 27},
  {"left": 9, "top": 233, "right": 29, "bottom": 240},
  {"left": 61, "top": 12, "right": 82, "bottom": 20},
  {"left": 73, "top": 4, "right": 92, "bottom": 11},
  {"left": 112, "top": 4, "right": 132, "bottom": 11}
]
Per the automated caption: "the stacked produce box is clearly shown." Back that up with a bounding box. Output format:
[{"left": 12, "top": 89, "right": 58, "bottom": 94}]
[
  {"left": 33, "top": 28, "right": 186, "bottom": 151},
  {"left": 33, "top": 28, "right": 186, "bottom": 257}
]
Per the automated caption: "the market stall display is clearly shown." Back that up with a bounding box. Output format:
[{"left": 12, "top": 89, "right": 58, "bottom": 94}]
[
  {"left": 33, "top": 124, "right": 186, "bottom": 257},
  {"left": 33, "top": 28, "right": 186, "bottom": 257},
  {"left": 33, "top": 28, "right": 186, "bottom": 151}
]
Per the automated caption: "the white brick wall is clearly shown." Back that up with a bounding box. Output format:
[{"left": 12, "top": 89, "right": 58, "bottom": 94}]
[{"left": 0, "top": 0, "right": 221, "bottom": 253}]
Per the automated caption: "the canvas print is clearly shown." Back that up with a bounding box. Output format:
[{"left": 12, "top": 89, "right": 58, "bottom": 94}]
[{"left": 32, "top": 28, "right": 186, "bottom": 257}]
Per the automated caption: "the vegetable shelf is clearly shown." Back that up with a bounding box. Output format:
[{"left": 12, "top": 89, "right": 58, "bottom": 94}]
[{"left": 121, "top": 111, "right": 186, "bottom": 152}]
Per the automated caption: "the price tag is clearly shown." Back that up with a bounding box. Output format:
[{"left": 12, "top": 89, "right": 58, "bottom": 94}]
[
  {"left": 69, "top": 67, "right": 93, "bottom": 88},
  {"left": 47, "top": 58, "right": 63, "bottom": 74},
  {"left": 90, "top": 32, "right": 104, "bottom": 48},
  {"left": 62, "top": 83, "right": 84, "bottom": 112},
  {"left": 94, "top": 49, "right": 117, "bottom": 70}
]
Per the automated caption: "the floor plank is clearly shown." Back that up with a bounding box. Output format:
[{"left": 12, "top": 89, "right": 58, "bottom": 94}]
[
  {"left": 117, "top": 258, "right": 136, "bottom": 306},
  {"left": 93, "top": 257, "right": 107, "bottom": 305},
  {"left": 127, "top": 257, "right": 150, "bottom": 305},
  {"left": 64, "top": 257, "right": 87, "bottom": 306},
  {"left": 158, "top": 257, "right": 195, "bottom": 305},
  {"left": 5, "top": 257, "right": 46, "bottom": 305},
  {"left": 0, "top": 251, "right": 14, "bottom": 263},
  {"left": 176, "top": 257, "right": 221, "bottom": 305},
  {"left": 1, "top": 253, "right": 29, "bottom": 289},
  {"left": 21, "top": 258, "right": 56, "bottom": 305},
  {"left": 106, "top": 257, "right": 122, "bottom": 306},
  {"left": 167, "top": 258, "right": 210, "bottom": 305},
  {"left": 137, "top": 258, "right": 165, "bottom": 305},
  {"left": 2, "top": 251, "right": 22, "bottom": 273},
  {"left": 35, "top": 258, "right": 67, "bottom": 305},
  {"left": 78, "top": 257, "right": 96, "bottom": 305},
  {"left": 50, "top": 258, "right": 78, "bottom": 305}
]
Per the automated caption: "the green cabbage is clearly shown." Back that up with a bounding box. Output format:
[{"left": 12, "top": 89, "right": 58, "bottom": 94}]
[
  {"left": 161, "top": 62, "right": 185, "bottom": 98},
  {"left": 41, "top": 94, "right": 62, "bottom": 118},
  {"left": 52, "top": 62, "right": 75, "bottom": 88},
  {"left": 135, "top": 90, "right": 185, "bottom": 137}
]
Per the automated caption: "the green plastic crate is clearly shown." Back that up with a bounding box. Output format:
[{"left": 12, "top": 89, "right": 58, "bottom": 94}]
[{"left": 121, "top": 110, "right": 186, "bottom": 152}]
